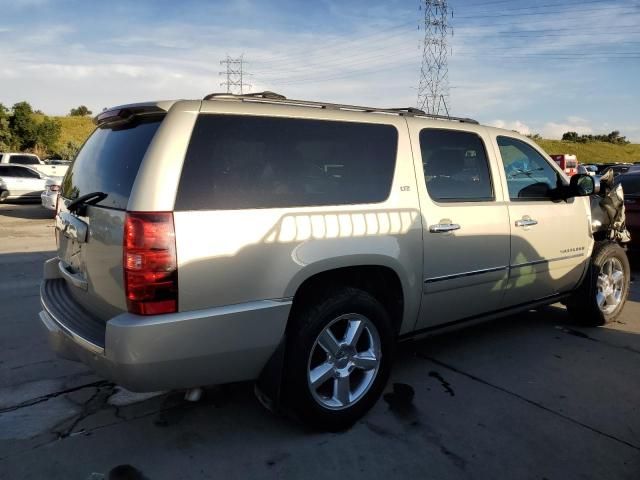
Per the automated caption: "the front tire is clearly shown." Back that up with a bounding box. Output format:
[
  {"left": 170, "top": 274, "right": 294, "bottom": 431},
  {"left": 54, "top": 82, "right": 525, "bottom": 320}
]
[
  {"left": 283, "top": 287, "right": 395, "bottom": 431},
  {"left": 567, "top": 241, "right": 630, "bottom": 326}
]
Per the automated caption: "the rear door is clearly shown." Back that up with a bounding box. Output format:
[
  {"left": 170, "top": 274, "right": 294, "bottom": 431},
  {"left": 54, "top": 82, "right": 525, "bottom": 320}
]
[
  {"left": 492, "top": 135, "right": 590, "bottom": 306},
  {"left": 407, "top": 123, "right": 511, "bottom": 330},
  {"left": 57, "top": 114, "right": 164, "bottom": 320},
  {"left": 0, "top": 166, "right": 33, "bottom": 196},
  {"left": 16, "top": 166, "right": 45, "bottom": 196},
  {"left": 0, "top": 166, "right": 22, "bottom": 194}
]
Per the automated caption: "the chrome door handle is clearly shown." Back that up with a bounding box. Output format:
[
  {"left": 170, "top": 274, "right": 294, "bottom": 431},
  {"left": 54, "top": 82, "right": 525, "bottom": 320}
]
[
  {"left": 429, "top": 223, "right": 461, "bottom": 233},
  {"left": 515, "top": 217, "right": 538, "bottom": 227}
]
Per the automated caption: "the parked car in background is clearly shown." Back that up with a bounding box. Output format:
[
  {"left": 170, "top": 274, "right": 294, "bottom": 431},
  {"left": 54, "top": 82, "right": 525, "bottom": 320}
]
[
  {"left": 581, "top": 164, "right": 598, "bottom": 176},
  {"left": 615, "top": 172, "right": 640, "bottom": 252},
  {"left": 550, "top": 154, "right": 578, "bottom": 176},
  {"left": 45, "top": 159, "right": 72, "bottom": 166},
  {"left": 41, "top": 178, "right": 61, "bottom": 211},
  {"left": 0, "top": 164, "right": 55, "bottom": 202},
  {"left": 0, "top": 152, "right": 69, "bottom": 178},
  {"left": 602, "top": 164, "right": 634, "bottom": 177}
]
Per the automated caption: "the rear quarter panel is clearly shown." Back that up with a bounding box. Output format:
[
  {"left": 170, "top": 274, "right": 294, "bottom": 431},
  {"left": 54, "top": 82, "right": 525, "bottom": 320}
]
[{"left": 171, "top": 103, "right": 423, "bottom": 335}]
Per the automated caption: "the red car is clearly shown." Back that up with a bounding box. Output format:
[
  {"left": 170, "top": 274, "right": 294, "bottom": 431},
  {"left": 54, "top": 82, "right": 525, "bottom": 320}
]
[{"left": 615, "top": 172, "right": 640, "bottom": 252}]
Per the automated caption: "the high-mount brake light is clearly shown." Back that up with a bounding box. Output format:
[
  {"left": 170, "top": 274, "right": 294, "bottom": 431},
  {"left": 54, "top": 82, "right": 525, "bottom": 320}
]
[{"left": 123, "top": 212, "right": 178, "bottom": 315}]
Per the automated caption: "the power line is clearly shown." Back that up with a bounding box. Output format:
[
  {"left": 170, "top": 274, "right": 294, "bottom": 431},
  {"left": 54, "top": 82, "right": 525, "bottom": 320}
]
[
  {"left": 456, "top": 4, "right": 638, "bottom": 19},
  {"left": 418, "top": 0, "right": 451, "bottom": 115},
  {"left": 219, "top": 55, "right": 251, "bottom": 94}
]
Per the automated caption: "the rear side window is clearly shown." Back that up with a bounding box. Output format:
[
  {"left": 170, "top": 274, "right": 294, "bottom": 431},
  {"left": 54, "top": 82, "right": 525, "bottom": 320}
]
[
  {"left": 61, "top": 116, "right": 162, "bottom": 210},
  {"left": 9, "top": 155, "right": 39, "bottom": 165},
  {"left": 175, "top": 115, "right": 398, "bottom": 210},
  {"left": 420, "top": 129, "right": 493, "bottom": 202},
  {"left": 0, "top": 166, "right": 36, "bottom": 177},
  {"left": 0, "top": 166, "right": 18, "bottom": 176}
]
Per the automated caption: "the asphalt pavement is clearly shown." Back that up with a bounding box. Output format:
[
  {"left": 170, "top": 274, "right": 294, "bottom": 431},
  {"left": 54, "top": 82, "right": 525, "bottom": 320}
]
[{"left": 1, "top": 203, "right": 638, "bottom": 480}]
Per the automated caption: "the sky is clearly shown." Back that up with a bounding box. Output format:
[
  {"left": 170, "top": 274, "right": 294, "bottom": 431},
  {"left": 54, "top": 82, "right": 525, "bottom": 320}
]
[{"left": 1, "top": 0, "right": 639, "bottom": 140}]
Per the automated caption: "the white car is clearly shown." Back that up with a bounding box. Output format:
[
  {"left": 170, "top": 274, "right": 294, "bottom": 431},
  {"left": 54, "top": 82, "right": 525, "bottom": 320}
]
[
  {"left": 41, "top": 177, "right": 61, "bottom": 211},
  {"left": 0, "top": 164, "right": 54, "bottom": 202},
  {"left": 0, "top": 152, "right": 69, "bottom": 178}
]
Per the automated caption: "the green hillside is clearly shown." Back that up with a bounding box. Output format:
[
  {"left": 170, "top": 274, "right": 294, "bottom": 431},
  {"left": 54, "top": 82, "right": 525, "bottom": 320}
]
[
  {"left": 535, "top": 139, "right": 640, "bottom": 164},
  {"left": 33, "top": 113, "right": 94, "bottom": 154}
]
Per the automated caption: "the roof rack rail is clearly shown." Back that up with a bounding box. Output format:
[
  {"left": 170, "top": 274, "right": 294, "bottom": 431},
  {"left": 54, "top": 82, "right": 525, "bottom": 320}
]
[
  {"left": 203, "top": 91, "right": 286, "bottom": 101},
  {"left": 201, "top": 92, "right": 479, "bottom": 124}
]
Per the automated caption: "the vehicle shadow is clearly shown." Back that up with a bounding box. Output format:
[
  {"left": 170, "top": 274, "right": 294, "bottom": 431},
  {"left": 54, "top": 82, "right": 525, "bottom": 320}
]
[{"left": 0, "top": 202, "right": 54, "bottom": 220}]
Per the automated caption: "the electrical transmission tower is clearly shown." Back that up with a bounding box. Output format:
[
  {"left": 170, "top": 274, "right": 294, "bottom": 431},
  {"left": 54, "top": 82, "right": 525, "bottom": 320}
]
[
  {"left": 417, "top": 0, "right": 452, "bottom": 115},
  {"left": 219, "top": 55, "right": 251, "bottom": 94}
]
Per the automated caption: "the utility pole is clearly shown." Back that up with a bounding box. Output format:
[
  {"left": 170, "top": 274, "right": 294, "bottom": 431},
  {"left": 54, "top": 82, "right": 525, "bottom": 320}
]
[
  {"left": 417, "top": 0, "right": 452, "bottom": 115},
  {"left": 219, "top": 55, "right": 251, "bottom": 94}
]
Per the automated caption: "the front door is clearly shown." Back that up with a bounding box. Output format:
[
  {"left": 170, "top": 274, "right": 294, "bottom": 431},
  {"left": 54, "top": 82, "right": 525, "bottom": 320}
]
[
  {"left": 492, "top": 135, "right": 591, "bottom": 307},
  {"left": 408, "top": 124, "right": 511, "bottom": 330}
]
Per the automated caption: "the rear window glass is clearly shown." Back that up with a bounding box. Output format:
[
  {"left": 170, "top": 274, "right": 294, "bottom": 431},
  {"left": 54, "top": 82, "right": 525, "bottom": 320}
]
[
  {"left": 61, "top": 116, "right": 162, "bottom": 210},
  {"left": 175, "top": 115, "right": 398, "bottom": 210},
  {"left": 9, "top": 155, "right": 39, "bottom": 165}
]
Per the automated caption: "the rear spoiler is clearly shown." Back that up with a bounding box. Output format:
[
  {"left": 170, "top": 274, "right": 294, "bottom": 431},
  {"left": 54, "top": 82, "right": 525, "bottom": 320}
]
[{"left": 94, "top": 103, "right": 172, "bottom": 127}]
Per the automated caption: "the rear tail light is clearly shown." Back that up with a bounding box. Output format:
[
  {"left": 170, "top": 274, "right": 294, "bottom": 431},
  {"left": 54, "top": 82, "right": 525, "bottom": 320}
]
[{"left": 124, "top": 212, "right": 178, "bottom": 315}]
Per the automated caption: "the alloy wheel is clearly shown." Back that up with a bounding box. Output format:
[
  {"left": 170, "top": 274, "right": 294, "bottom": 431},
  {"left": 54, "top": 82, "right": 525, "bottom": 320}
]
[{"left": 307, "top": 313, "right": 381, "bottom": 410}]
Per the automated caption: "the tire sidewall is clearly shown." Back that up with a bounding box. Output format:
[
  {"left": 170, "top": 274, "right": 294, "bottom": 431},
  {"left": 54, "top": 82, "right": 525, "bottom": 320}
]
[
  {"left": 588, "top": 242, "right": 630, "bottom": 323},
  {"left": 285, "top": 288, "right": 395, "bottom": 430}
]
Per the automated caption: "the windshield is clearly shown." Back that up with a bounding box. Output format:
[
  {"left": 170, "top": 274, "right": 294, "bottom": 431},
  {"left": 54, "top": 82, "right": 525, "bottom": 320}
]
[{"left": 61, "top": 115, "right": 163, "bottom": 210}]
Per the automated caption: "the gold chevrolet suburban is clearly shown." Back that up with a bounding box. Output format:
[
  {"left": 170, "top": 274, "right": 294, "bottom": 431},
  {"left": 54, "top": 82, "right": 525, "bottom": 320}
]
[{"left": 39, "top": 92, "right": 630, "bottom": 430}]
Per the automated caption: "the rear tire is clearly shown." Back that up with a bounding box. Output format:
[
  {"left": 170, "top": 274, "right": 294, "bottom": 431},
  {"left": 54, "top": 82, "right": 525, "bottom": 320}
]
[
  {"left": 283, "top": 287, "right": 395, "bottom": 431},
  {"left": 567, "top": 241, "right": 630, "bottom": 326}
]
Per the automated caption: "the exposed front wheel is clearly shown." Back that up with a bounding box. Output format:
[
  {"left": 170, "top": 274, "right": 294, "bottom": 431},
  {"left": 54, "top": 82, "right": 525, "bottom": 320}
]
[
  {"left": 284, "top": 288, "right": 394, "bottom": 431},
  {"left": 567, "top": 242, "right": 630, "bottom": 326}
]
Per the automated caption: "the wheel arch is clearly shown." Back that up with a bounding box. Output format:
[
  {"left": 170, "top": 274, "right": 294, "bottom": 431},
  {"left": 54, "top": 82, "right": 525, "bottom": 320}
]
[{"left": 284, "top": 257, "right": 413, "bottom": 336}]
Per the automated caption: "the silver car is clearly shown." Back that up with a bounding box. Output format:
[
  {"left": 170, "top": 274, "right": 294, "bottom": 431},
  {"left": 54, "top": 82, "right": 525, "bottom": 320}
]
[
  {"left": 40, "top": 93, "right": 631, "bottom": 430},
  {"left": 0, "top": 164, "right": 51, "bottom": 202}
]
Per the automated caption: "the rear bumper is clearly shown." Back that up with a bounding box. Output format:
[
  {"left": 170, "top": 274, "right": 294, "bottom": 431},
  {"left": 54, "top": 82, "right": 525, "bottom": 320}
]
[{"left": 40, "top": 262, "right": 291, "bottom": 392}]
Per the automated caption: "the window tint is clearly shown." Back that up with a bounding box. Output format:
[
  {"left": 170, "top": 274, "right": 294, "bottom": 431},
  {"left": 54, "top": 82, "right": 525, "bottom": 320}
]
[
  {"left": 615, "top": 175, "right": 640, "bottom": 195},
  {"left": 0, "top": 166, "right": 18, "bottom": 177},
  {"left": 497, "top": 136, "right": 559, "bottom": 200},
  {"left": 9, "top": 155, "right": 39, "bottom": 165},
  {"left": 419, "top": 129, "right": 493, "bottom": 202},
  {"left": 0, "top": 166, "right": 34, "bottom": 177},
  {"left": 176, "top": 115, "right": 398, "bottom": 210},
  {"left": 20, "top": 167, "right": 40, "bottom": 178},
  {"left": 61, "top": 116, "right": 163, "bottom": 210}
]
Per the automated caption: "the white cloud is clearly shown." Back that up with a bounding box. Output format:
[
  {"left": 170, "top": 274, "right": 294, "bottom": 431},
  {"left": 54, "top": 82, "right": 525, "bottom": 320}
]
[
  {"left": 539, "top": 118, "right": 593, "bottom": 139},
  {"left": 489, "top": 120, "right": 531, "bottom": 136}
]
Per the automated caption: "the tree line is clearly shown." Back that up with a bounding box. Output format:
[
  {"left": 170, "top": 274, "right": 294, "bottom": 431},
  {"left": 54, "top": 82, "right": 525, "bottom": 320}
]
[
  {"left": 561, "top": 130, "right": 630, "bottom": 145},
  {"left": 0, "top": 101, "right": 93, "bottom": 159}
]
